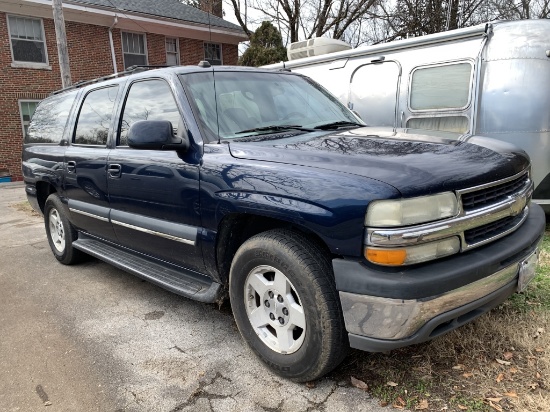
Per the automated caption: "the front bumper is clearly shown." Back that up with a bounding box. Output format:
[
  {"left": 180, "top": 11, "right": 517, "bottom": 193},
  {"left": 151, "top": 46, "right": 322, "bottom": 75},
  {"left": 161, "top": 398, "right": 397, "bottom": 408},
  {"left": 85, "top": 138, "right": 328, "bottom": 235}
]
[{"left": 334, "top": 202, "right": 545, "bottom": 352}]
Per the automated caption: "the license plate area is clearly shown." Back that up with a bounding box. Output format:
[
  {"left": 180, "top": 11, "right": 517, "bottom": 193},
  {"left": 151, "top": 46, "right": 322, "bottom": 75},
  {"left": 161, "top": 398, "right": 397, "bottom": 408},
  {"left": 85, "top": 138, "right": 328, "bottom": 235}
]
[{"left": 517, "top": 248, "right": 540, "bottom": 292}]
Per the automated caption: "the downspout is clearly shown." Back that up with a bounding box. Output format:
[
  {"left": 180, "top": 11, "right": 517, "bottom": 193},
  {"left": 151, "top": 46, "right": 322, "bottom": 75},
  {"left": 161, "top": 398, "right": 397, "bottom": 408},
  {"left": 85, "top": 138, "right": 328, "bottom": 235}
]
[{"left": 108, "top": 15, "right": 118, "bottom": 74}]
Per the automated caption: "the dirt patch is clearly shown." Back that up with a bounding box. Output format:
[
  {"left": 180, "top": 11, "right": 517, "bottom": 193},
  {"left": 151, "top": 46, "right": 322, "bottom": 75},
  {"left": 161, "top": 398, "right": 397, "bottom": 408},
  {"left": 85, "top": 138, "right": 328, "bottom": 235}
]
[{"left": 11, "top": 201, "right": 41, "bottom": 217}]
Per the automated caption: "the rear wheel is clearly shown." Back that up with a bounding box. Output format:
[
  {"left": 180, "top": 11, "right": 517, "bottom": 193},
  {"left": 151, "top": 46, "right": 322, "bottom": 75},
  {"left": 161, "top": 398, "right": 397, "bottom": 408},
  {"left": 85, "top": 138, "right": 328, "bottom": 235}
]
[
  {"left": 44, "top": 194, "right": 85, "bottom": 265},
  {"left": 229, "top": 229, "right": 348, "bottom": 382}
]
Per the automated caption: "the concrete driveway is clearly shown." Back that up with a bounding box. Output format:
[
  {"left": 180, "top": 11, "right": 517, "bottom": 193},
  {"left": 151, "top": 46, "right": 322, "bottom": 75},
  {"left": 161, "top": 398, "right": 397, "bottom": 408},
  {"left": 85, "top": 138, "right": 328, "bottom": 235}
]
[{"left": 0, "top": 183, "right": 387, "bottom": 412}]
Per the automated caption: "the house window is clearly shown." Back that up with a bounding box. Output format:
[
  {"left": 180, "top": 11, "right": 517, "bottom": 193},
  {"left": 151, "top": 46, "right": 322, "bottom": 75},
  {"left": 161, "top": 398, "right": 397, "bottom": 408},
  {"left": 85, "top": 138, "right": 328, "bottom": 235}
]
[
  {"left": 204, "top": 43, "right": 222, "bottom": 65},
  {"left": 166, "top": 38, "right": 179, "bottom": 66},
  {"left": 7, "top": 15, "right": 47, "bottom": 64},
  {"left": 122, "top": 32, "right": 147, "bottom": 69},
  {"left": 19, "top": 101, "right": 40, "bottom": 138}
]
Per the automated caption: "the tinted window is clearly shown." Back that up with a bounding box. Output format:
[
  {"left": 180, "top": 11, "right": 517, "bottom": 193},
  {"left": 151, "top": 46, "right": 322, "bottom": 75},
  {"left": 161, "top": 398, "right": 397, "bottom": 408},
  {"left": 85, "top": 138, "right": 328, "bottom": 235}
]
[
  {"left": 26, "top": 91, "right": 77, "bottom": 143},
  {"left": 410, "top": 63, "right": 472, "bottom": 110},
  {"left": 119, "top": 80, "right": 181, "bottom": 146},
  {"left": 74, "top": 86, "right": 118, "bottom": 145}
]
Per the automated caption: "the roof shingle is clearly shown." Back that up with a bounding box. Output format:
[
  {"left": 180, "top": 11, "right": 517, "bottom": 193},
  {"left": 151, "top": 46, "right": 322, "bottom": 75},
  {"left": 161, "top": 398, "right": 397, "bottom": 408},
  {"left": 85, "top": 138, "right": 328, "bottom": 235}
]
[{"left": 69, "top": 0, "right": 243, "bottom": 32}]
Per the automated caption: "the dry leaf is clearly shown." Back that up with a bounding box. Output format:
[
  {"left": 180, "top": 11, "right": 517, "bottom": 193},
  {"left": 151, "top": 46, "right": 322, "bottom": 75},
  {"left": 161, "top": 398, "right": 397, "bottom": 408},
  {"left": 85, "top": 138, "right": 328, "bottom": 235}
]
[
  {"left": 452, "top": 364, "right": 465, "bottom": 370},
  {"left": 488, "top": 400, "right": 503, "bottom": 412},
  {"left": 496, "top": 359, "right": 512, "bottom": 366},
  {"left": 305, "top": 381, "right": 315, "bottom": 389},
  {"left": 457, "top": 405, "right": 468, "bottom": 410},
  {"left": 415, "top": 399, "right": 429, "bottom": 410},
  {"left": 462, "top": 372, "right": 474, "bottom": 378},
  {"left": 536, "top": 372, "right": 541, "bottom": 379},
  {"left": 397, "top": 396, "right": 406, "bottom": 406},
  {"left": 387, "top": 381, "right": 399, "bottom": 387},
  {"left": 496, "top": 373, "right": 505, "bottom": 383},
  {"left": 535, "top": 347, "right": 544, "bottom": 353},
  {"left": 509, "top": 367, "right": 519, "bottom": 374},
  {"left": 392, "top": 404, "right": 404, "bottom": 410},
  {"left": 350, "top": 376, "right": 368, "bottom": 391},
  {"left": 504, "top": 391, "right": 518, "bottom": 397},
  {"left": 503, "top": 352, "right": 514, "bottom": 360},
  {"left": 486, "top": 397, "right": 503, "bottom": 402},
  {"left": 379, "top": 400, "right": 388, "bottom": 407}
]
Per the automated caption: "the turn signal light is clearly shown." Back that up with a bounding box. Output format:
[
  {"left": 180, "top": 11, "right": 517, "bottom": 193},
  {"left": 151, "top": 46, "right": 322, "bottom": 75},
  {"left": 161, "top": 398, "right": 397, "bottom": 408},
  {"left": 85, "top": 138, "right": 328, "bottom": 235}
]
[{"left": 365, "top": 248, "right": 407, "bottom": 266}]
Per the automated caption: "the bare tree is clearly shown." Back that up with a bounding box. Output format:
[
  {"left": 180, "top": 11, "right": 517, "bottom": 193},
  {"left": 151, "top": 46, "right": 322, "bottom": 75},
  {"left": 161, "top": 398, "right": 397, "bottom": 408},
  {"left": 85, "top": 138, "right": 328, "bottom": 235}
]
[
  {"left": 488, "top": 0, "right": 550, "bottom": 19},
  {"left": 225, "top": 0, "right": 381, "bottom": 45}
]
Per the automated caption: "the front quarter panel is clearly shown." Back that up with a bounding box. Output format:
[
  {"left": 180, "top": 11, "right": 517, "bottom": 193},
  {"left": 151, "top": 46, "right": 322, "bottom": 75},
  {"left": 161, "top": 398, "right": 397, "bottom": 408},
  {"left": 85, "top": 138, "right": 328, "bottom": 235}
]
[{"left": 199, "top": 143, "right": 400, "bottom": 260}]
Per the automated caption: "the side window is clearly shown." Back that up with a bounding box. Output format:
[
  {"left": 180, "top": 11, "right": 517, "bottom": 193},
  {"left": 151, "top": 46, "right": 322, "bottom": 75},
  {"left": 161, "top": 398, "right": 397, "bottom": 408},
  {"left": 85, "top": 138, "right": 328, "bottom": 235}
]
[
  {"left": 409, "top": 63, "right": 472, "bottom": 111},
  {"left": 119, "top": 80, "right": 182, "bottom": 146},
  {"left": 74, "top": 86, "right": 119, "bottom": 145},
  {"left": 26, "top": 91, "right": 77, "bottom": 144}
]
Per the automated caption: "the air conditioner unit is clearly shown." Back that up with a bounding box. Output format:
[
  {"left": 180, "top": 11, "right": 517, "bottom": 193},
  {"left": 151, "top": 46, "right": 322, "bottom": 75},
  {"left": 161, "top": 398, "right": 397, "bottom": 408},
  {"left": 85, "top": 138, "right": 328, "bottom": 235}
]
[{"left": 287, "top": 38, "right": 352, "bottom": 61}]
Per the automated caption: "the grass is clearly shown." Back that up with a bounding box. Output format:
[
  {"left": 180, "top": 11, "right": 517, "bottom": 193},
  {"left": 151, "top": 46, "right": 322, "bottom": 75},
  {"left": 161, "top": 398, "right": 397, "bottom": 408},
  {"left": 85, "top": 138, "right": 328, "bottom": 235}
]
[
  {"left": 11, "top": 200, "right": 41, "bottom": 217},
  {"left": 329, "top": 227, "right": 550, "bottom": 411}
]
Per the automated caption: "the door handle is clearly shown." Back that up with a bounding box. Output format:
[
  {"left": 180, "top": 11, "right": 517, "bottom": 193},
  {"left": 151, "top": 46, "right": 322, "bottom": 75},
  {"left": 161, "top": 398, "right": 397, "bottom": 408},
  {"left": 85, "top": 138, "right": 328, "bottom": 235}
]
[
  {"left": 66, "top": 160, "right": 76, "bottom": 173},
  {"left": 108, "top": 164, "right": 122, "bottom": 178}
]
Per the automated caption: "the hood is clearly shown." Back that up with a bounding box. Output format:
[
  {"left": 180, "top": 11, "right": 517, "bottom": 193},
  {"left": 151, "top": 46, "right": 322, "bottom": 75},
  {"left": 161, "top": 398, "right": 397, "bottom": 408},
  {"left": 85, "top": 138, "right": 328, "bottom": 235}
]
[{"left": 228, "top": 127, "right": 530, "bottom": 197}]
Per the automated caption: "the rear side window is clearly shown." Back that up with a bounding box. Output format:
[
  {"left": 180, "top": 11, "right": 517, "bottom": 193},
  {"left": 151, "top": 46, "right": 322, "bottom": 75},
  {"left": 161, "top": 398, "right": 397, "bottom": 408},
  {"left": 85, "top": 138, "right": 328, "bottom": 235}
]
[
  {"left": 25, "top": 91, "right": 77, "bottom": 143},
  {"left": 74, "top": 86, "right": 119, "bottom": 145},
  {"left": 409, "top": 63, "right": 472, "bottom": 111}
]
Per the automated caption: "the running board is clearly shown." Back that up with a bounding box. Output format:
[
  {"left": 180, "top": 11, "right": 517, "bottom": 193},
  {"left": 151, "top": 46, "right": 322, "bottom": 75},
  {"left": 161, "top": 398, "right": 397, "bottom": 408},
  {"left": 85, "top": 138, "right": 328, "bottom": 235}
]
[{"left": 73, "top": 235, "right": 222, "bottom": 303}]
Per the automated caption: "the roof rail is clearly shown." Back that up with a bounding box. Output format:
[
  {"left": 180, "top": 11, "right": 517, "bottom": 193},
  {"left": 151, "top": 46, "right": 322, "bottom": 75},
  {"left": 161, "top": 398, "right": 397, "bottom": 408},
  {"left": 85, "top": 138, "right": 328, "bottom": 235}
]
[{"left": 51, "top": 65, "right": 170, "bottom": 95}]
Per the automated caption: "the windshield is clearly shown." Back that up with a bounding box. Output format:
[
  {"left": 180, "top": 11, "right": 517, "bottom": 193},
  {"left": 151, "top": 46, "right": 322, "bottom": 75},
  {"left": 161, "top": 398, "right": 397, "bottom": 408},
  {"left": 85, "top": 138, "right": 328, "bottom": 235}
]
[{"left": 179, "top": 71, "right": 364, "bottom": 140}]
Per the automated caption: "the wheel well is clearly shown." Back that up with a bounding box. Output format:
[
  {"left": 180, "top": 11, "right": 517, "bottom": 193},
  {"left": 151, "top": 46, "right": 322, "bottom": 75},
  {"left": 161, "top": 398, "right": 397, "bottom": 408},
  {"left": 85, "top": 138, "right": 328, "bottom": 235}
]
[
  {"left": 215, "top": 214, "right": 332, "bottom": 286},
  {"left": 36, "top": 182, "right": 57, "bottom": 213}
]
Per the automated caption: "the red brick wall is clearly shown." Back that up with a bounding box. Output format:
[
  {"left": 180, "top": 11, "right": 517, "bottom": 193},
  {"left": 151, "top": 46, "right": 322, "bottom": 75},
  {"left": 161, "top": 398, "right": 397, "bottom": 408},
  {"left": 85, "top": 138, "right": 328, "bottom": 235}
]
[{"left": 0, "top": 12, "right": 240, "bottom": 180}]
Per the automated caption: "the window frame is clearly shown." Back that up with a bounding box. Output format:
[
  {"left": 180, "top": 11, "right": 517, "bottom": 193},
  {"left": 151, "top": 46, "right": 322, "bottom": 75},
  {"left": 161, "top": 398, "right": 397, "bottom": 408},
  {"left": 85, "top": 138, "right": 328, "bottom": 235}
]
[
  {"left": 18, "top": 99, "right": 41, "bottom": 139},
  {"left": 407, "top": 60, "right": 475, "bottom": 113},
  {"left": 7, "top": 14, "right": 50, "bottom": 69},
  {"left": 203, "top": 42, "right": 222, "bottom": 65},
  {"left": 121, "top": 31, "right": 148, "bottom": 69},
  {"left": 165, "top": 37, "right": 180, "bottom": 66}
]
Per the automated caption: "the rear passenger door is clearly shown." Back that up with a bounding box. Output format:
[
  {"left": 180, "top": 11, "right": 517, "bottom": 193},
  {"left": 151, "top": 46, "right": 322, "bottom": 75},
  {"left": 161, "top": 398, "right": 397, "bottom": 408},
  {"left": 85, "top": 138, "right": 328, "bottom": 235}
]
[
  {"left": 64, "top": 85, "right": 120, "bottom": 242},
  {"left": 107, "top": 78, "right": 204, "bottom": 272}
]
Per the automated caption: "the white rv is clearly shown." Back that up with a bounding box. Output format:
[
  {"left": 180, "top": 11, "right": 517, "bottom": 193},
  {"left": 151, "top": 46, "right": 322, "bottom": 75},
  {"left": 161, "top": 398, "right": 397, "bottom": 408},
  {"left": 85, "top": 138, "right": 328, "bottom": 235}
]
[{"left": 264, "top": 20, "right": 550, "bottom": 211}]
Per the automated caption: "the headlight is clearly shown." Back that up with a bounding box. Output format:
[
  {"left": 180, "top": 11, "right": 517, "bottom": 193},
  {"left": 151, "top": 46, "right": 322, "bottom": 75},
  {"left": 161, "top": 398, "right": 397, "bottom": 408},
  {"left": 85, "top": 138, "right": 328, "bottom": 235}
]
[
  {"left": 365, "top": 192, "right": 458, "bottom": 227},
  {"left": 365, "top": 237, "right": 460, "bottom": 266}
]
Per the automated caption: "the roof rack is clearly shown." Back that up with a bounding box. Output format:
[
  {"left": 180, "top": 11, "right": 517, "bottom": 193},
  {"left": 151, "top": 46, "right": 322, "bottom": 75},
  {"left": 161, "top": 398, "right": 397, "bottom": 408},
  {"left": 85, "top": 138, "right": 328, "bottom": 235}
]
[{"left": 51, "top": 65, "right": 170, "bottom": 95}]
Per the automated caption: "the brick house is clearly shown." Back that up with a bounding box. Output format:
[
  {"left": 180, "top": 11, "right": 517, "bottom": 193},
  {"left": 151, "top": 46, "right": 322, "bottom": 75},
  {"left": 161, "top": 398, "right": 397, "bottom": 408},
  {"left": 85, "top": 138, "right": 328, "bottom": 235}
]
[{"left": 0, "top": 0, "right": 246, "bottom": 181}]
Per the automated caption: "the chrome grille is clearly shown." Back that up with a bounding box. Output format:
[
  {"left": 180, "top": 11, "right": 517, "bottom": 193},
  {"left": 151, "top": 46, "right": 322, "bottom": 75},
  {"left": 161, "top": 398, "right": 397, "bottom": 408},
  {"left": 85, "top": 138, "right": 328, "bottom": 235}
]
[
  {"left": 461, "top": 173, "right": 529, "bottom": 211},
  {"left": 464, "top": 214, "right": 523, "bottom": 244}
]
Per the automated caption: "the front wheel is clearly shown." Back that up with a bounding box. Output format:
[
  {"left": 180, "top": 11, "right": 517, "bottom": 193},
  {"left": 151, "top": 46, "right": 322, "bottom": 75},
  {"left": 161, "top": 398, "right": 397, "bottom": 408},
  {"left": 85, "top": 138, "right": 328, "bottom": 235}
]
[
  {"left": 44, "top": 194, "right": 85, "bottom": 265},
  {"left": 229, "top": 229, "right": 348, "bottom": 382}
]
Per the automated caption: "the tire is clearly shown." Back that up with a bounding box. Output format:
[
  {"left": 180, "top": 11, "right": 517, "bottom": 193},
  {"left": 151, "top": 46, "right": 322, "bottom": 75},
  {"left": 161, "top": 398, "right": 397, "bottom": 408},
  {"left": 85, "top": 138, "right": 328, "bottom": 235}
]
[
  {"left": 44, "top": 194, "right": 85, "bottom": 265},
  {"left": 229, "top": 229, "right": 348, "bottom": 382}
]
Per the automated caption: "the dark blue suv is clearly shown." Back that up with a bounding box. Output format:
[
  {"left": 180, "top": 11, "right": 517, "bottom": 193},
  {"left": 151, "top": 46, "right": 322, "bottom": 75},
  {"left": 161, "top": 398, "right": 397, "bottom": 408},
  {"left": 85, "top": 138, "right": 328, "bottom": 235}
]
[{"left": 23, "top": 65, "right": 545, "bottom": 382}]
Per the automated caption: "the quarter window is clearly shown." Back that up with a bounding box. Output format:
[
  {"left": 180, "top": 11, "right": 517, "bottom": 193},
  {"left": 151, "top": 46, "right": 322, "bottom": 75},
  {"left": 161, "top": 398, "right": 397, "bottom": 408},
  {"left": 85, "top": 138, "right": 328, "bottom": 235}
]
[
  {"left": 410, "top": 63, "right": 472, "bottom": 111},
  {"left": 204, "top": 43, "right": 222, "bottom": 65},
  {"left": 8, "top": 15, "right": 47, "bottom": 64},
  {"left": 166, "top": 38, "right": 179, "bottom": 66},
  {"left": 122, "top": 32, "right": 147, "bottom": 69},
  {"left": 74, "top": 86, "right": 119, "bottom": 145},
  {"left": 26, "top": 91, "right": 78, "bottom": 144},
  {"left": 119, "top": 80, "right": 182, "bottom": 146}
]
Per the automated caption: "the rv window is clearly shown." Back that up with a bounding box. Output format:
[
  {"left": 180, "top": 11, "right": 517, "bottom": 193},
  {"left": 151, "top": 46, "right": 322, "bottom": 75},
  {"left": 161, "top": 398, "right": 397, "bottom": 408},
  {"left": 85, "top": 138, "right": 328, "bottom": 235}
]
[
  {"left": 406, "top": 116, "right": 469, "bottom": 133},
  {"left": 410, "top": 63, "right": 472, "bottom": 111}
]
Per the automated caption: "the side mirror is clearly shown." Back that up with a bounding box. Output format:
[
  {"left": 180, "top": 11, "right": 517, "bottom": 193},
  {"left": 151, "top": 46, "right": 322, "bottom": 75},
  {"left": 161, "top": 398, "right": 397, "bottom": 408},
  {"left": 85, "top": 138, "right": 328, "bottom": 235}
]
[{"left": 127, "top": 120, "right": 189, "bottom": 151}]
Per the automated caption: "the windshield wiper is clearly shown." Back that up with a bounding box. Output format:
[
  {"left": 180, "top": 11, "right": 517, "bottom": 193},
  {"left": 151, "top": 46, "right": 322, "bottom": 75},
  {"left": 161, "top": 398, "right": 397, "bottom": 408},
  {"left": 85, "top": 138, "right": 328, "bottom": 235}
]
[
  {"left": 235, "top": 125, "right": 315, "bottom": 134},
  {"left": 314, "top": 121, "right": 364, "bottom": 130}
]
